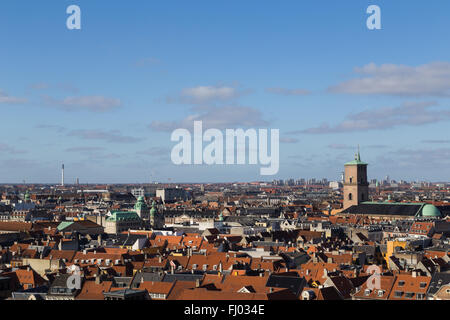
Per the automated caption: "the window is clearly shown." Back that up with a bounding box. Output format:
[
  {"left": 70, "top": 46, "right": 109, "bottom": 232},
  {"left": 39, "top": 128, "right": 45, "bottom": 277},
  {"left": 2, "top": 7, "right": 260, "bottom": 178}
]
[
  {"left": 416, "top": 293, "right": 425, "bottom": 300},
  {"left": 349, "top": 194, "right": 353, "bottom": 201},
  {"left": 364, "top": 289, "right": 371, "bottom": 296},
  {"left": 394, "top": 291, "right": 403, "bottom": 298},
  {"left": 405, "top": 292, "right": 414, "bottom": 299},
  {"left": 398, "top": 280, "right": 405, "bottom": 287},
  {"left": 419, "top": 282, "right": 427, "bottom": 289},
  {"left": 377, "top": 290, "right": 385, "bottom": 297}
]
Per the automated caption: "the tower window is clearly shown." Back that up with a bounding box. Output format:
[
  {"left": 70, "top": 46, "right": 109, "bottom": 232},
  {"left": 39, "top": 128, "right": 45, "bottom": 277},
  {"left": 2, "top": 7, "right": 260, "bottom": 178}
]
[
  {"left": 349, "top": 177, "right": 353, "bottom": 183},
  {"left": 349, "top": 193, "right": 353, "bottom": 201}
]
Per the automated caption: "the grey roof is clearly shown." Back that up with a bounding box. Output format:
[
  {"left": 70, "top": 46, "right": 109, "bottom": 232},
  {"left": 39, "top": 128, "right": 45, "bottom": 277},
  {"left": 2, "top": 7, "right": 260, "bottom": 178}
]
[
  {"left": 49, "top": 274, "right": 73, "bottom": 289},
  {"left": 342, "top": 203, "right": 423, "bottom": 217},
  {"left": 427, "top": 272, "right": 450, "bottom": 296},
  {"left": 162, "top": 273, "right": 204, "bottom": 283},
  {"left": 289, "top": 252, "right": 311, "bottom": 267},
  {"left": 113, "top": 276, "right": 132, "bottom": 286},
  {"left": 131, "top": 272, "right": 164, "bottom": 287},
  {"left": 353, "top": 245, "right": 377, "bottom": 255},
  {"left": 253, "top": 241, "right": 286, "bottom": 247},
  {"left": 266, "top": 275, "right": 306, "bottom": 296}
]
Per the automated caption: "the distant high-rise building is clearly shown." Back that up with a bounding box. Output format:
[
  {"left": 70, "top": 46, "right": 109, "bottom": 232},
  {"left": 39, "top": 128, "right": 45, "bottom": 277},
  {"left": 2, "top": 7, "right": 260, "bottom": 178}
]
[{"left": 61, "top": 164, "right": 65, "bottom": 187}]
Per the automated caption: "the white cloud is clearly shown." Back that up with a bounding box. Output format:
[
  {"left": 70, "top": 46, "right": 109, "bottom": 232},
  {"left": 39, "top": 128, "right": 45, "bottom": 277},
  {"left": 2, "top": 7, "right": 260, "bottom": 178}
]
[
  {"left": 174, "top": 85, "right": 252, "bottom": 105},
  {"left": 149, "top": 105, "right": 269, "bottom": 132},
  {"left": 0, "top": 90, "right": 28, "bottom": 104},
  {"left": 329, "top": 62, "right": 450, "bottom": 96},
  {"left": 265, "top": 88, "right": 311, "bottom": 96},
  {"left": 297, "top": 101, "right": 450, "bottom": 134},
  {"left": 280, "top": 137, "right": 299, "bottom": 144},
  {"left": 67, "top": 130, "right": 143, "bottom": 143},
  {"left": 43, "top": 95, "right": 122, "bottom": 112}
]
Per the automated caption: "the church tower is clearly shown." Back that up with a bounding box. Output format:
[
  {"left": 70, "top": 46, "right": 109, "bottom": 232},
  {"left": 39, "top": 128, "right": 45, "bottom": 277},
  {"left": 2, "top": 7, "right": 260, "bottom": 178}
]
[
  {"left": 343, "top": 147, "right": 369, "bottom": 209},
  {"left": 134, "top": 196, "right": 149, "bottom": 220}
]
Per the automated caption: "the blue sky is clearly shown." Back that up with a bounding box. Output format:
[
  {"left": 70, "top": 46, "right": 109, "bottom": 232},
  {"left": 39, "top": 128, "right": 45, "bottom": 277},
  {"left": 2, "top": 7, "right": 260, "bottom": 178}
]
[{"left": 0, "top": 0, "right": 449, "bottom": 183}]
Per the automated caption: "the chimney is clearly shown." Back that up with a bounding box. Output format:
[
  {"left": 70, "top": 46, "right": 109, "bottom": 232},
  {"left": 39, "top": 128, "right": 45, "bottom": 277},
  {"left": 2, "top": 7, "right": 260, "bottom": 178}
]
[
  {"left": 412, "top": 271, "right": 417, "bottom": 278},
  {"left": 158, "top": 256, "right": 162, "bottom": 263},
  {"left": 195, "top": 279, "right": 200, "bottom": 288},
  {"left": 95, "top": 273, "right": 101, "bottom": 284}
]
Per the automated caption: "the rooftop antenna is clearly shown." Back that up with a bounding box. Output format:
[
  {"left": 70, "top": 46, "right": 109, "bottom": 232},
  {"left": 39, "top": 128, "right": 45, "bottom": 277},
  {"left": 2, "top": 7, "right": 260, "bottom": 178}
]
[
  {"left": 356, "top": 144, "right": 361, "bottom": 161},
  {"left": 61, "top": 164, "right": 65, "bottom": 187}
]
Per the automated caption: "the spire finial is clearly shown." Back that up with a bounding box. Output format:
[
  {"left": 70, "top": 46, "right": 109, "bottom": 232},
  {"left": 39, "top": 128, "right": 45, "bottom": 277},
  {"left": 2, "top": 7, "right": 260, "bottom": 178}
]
[{"left": 357, "top": 145, "right": 361, "bottom": 161}]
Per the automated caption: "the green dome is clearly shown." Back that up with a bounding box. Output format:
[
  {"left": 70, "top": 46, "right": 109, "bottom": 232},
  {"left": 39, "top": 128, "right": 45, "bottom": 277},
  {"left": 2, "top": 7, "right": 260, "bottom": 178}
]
[
  {"left": 421, "top": 204, "right": 441, "bottom": 218},
  {"left": 134, "top": 196, "right": 148, "bottom": 211},
  {"left": 24, "top": 190, "right": 31, "bottom": 200}
]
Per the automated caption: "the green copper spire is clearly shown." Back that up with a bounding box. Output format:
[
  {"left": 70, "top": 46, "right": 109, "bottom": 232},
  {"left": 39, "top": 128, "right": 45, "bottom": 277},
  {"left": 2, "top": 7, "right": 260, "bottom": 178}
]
[{"left": 345, "top": 146, "right": 368, "bottom": 166}]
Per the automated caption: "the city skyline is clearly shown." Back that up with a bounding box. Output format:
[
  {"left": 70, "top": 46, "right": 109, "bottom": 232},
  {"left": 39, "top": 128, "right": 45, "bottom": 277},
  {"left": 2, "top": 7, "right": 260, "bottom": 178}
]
[{"left": 1, "top": 1, "right": 450, "bottom": 183}]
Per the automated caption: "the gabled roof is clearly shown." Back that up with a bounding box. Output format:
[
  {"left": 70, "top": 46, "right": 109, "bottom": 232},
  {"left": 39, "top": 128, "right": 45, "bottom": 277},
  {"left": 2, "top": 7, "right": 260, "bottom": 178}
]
[
  {"left": 76, "top": 280, "right": 113, "bottom": 300},
  {"left": 427, "top": 272, "right": 450, "bottom": 296},
  {"left": 266, "top": 274, "right": 306, "bottom": 296},
  {"left": 341, "top": 202, "right": 424, "bottom": 217}
]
